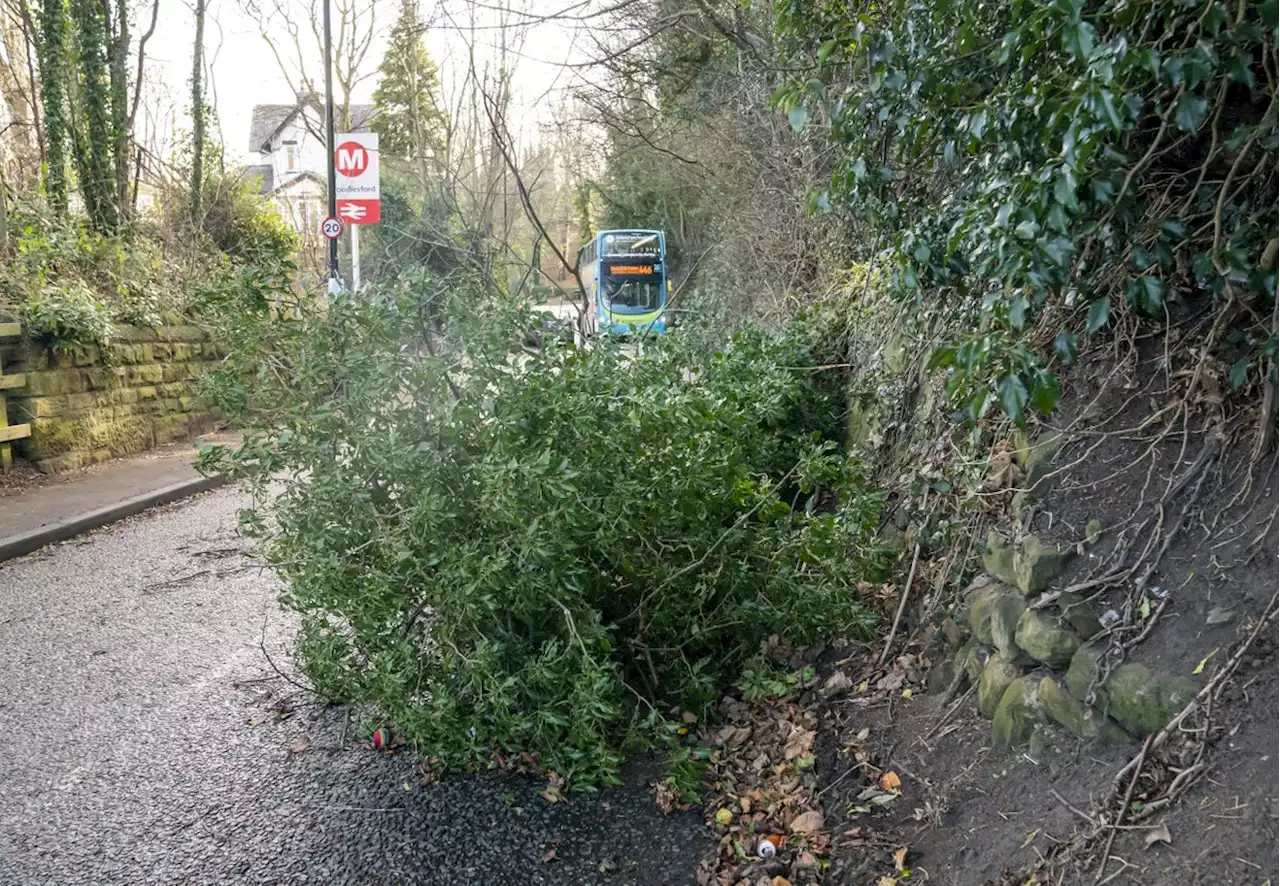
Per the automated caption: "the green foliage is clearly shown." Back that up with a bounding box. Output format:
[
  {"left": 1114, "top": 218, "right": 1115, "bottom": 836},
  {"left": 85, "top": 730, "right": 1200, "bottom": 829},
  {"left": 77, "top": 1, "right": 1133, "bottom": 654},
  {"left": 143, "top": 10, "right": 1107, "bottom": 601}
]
[
  {"left": 197, "top": 171, "right": 299, "bottom": 266},
  {"left": 38, "top": 0, "right": 69, "bottom": 213},
  {"left": 777, "top": 0, "right": 1277, "bottom": 423},
  {"left": 69, "top": 0, "right": 117, "bottom": 231},
  {"left": 22, "top": 281, "right": 113, "bottom": 349},
  {"left": 200, "top": 275, "right": 892, "bottom": 786},
  {"left": 363, "top": 175, "right": 468, "bottom": 284},
  {"left": 372, "top": 0, "right": 446, "bottom": 163}
]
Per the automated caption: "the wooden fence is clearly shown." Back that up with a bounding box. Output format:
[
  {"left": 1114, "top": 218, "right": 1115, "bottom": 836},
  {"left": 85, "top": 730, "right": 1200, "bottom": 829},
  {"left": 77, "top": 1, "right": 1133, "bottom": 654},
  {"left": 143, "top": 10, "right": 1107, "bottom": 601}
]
[{"left": 0, "top": 322, "right": 31, "bottom": 471}]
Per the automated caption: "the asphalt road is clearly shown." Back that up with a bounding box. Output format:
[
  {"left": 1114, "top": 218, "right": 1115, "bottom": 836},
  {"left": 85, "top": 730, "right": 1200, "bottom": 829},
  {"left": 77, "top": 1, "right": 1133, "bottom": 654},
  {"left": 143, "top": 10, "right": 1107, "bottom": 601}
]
[{"left": 0, "top": 486, "right": 706, "bottom": 885}]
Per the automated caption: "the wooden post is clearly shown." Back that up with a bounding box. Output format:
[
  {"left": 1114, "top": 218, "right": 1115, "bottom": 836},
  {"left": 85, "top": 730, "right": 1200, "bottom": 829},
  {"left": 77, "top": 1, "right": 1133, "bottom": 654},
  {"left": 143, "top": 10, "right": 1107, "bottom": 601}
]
[{"left": 0, "top": 321, "right": 31, "bottom": 472}]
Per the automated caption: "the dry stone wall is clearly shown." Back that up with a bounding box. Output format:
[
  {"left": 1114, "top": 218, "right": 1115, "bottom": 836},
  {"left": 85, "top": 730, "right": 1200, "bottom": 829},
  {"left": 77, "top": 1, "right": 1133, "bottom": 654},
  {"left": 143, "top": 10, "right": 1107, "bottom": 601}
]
[
  {"left": 946, "top": 437, "right": 1201, "bottom": 754},
  {"left": 1, "top": 319, "right": 225, "bottom": 473}
]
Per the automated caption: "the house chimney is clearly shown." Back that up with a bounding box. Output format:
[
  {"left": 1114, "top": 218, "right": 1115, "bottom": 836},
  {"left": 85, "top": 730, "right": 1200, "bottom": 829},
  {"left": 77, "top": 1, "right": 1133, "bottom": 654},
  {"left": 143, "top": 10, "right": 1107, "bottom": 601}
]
[{"left": 296, "top": 85, "right": 320, "bottom": 106}]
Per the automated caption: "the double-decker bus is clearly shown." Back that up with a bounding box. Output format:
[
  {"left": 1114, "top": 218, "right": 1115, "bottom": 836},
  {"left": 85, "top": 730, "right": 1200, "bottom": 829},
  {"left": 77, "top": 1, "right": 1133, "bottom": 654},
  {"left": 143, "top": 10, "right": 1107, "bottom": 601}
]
[{"left": 577, "top": 230, "right": 671, "bottom": 336}]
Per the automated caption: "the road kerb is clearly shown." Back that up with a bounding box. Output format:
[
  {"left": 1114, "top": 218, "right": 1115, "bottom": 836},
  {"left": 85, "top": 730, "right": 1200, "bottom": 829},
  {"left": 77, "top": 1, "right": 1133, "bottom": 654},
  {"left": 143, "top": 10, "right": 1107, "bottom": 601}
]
[{"left": 0, "top": 474, "right": 229, "bottom": 563}]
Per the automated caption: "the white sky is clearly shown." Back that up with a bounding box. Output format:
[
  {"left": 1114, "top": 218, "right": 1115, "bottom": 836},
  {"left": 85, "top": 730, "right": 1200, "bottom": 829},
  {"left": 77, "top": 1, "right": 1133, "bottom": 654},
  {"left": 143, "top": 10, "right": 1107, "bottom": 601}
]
[{"left": 143, "top": 0, "right": 597, "bottom": 165}]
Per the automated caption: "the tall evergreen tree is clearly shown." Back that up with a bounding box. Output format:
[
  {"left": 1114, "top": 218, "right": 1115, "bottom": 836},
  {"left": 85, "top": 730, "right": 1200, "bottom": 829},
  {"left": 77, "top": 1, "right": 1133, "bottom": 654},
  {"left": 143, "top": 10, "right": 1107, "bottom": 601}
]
[{"left": 371, "top": 0, "right": 444, "bottom": 168}]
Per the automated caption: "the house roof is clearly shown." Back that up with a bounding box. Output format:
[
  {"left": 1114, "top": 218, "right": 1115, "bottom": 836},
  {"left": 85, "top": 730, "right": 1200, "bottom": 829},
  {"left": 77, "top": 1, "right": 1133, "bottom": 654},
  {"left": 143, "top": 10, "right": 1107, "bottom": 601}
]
[
  {"left": 242, "top": 163, "right": 274, "bottom": 195},
  {"left": 270, "top": 171, "right": 327, "bottom": 194},
  {"left": 248, "top": 96, "right": 376, "bottom": 153}
]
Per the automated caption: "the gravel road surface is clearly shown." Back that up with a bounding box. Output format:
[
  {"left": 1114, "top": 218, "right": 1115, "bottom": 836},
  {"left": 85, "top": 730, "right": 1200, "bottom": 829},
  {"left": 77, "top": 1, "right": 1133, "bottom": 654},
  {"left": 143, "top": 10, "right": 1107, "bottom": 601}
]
[{"left": 0, "top": 486, "right": 706, "bottom": 885}]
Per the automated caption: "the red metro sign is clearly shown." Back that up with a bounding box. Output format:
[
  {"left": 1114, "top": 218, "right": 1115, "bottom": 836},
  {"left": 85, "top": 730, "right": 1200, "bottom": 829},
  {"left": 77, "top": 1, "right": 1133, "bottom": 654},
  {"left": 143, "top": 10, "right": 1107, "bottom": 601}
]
[
  {"left": 335, "top": 141, "right": 370, "bottom": 177},
  {"left": 334, "top": 133, "right": 380, "bottom": 224}
]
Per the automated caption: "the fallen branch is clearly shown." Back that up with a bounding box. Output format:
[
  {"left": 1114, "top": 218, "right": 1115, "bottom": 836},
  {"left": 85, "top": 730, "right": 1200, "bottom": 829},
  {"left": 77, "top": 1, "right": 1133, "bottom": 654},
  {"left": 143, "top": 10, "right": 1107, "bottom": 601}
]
[
  {"left": 1096, "top": 734, "right": 1152, "bottom": 883},
  {"left": 877, "top": 540, "right": 921, "bottom": 668}
]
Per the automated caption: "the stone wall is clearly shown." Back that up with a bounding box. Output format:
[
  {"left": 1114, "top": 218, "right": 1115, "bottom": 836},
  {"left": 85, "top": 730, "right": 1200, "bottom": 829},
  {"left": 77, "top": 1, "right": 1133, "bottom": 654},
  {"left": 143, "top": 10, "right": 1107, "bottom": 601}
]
[
  {"left": 949, "top": 525, "right": 1199, "bottom": 753},
  {"left": 0, "top": 320, "right": 226, "bottom": 473}
]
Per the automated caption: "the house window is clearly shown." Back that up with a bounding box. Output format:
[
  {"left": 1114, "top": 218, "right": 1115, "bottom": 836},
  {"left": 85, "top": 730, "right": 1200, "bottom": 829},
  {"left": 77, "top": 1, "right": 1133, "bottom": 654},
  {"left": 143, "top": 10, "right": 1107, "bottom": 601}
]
[{"left": 285, "top": 140, "right": 298, "bottom": 171}]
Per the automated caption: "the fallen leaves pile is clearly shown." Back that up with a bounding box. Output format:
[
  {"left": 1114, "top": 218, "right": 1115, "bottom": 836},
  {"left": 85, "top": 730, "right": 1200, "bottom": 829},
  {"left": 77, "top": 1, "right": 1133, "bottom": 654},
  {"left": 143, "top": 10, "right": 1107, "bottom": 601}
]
[
  {"left": 695, "top": 685, "right": 827, "bottom": 886},
  {"left": 693, "top": 634, "right": 945, "bottom": 885}
]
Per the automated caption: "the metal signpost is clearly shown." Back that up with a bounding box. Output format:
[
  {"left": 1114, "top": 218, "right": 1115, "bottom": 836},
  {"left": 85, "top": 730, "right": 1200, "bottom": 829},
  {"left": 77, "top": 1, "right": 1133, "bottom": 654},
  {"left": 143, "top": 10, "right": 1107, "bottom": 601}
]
[
  {"left": 322, "top": 0, "right": 339, "bottom": 293},
  {"left": 334, "top": 133, "right": 380, "bottom": 292}
]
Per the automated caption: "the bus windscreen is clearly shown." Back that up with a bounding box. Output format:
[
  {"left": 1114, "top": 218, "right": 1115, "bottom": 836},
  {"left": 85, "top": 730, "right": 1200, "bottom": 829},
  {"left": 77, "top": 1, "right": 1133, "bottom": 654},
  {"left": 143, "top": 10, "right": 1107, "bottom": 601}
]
[{"left": 601, "top": 232, "right": 660, "bottom": 258}]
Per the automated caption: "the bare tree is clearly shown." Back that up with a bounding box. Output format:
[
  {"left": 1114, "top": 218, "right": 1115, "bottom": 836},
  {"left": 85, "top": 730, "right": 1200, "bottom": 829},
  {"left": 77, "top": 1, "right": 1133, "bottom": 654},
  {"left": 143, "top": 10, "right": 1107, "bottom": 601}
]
[{"left": 242, "top": 0, "right": 384, "bottom": 132}]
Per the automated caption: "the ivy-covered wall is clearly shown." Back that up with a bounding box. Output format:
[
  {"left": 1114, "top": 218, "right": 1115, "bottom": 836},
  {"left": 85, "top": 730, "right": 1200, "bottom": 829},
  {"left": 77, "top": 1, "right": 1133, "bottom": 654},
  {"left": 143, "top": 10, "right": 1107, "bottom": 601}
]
[{"left": 1, "top": 319, "right": 225, "bottom": 473}]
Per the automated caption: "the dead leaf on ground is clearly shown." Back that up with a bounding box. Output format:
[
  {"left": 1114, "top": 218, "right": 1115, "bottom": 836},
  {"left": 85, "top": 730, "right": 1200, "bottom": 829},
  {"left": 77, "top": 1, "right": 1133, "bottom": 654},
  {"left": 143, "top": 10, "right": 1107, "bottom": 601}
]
[
  {"left": 539, "top": 785, "right": 564, "bottom": 803},
  {"left": 771, "top": 878, "right": 792, "bottom": 886},
  {"left": 1144, "top": 823, "right": 1173, "bottom": 848},
  {"left": 790, "top": 810, "right": 824, "bottom": 834},
  {"left": 878, "top": 877, "right": 897, "bottom": 886},
  {"left": 879, "top": 771, "right": 902, "bottom": 791},
  {"left": 287, "top": 735, "right": 312, "bottom": 754},
  {"left": 1205, "top": 606, "right": 1234, "bottom": 626},
  {"left": 541, "top": 848, "right": 558, "bottom": 863},
  {"left": 893, "top": 847, "right": 909, "bottom": 872}
]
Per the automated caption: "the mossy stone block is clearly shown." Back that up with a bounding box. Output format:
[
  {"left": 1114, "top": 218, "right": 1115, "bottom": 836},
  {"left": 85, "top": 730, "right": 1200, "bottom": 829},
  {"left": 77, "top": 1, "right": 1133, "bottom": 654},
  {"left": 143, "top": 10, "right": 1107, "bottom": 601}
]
[
  {"left": 968, "top": 582, "right": 1024, "bottom": 647},
  {"left": 23, "top": 396, "right": 66, "bottom": 419},
  {"left": 1014, "top": 534, "right": 1071, "bottom": 595},
  {"left": 1066, "top": 644, "right": 1105, "bottom": 701},
  {"left": 1039, "top": 677, "right": 1131, "bottom": 744},
  {"left": 979, "top": 657, "right": 1023, "bottom": 719},
  {"left": 26, "top": 370, "right": 84, "bottom": 397},
  {"left": 983, "top": 530, "right": 1018, "bottom": 586},
  {"left": 28, "top": 416, "right": 89, "bottom": 457},
  {"left": 954, "top": 640, "right": 987, "bottom": 687},
  {"left": 113, "top": 324, "right": 159, "bottom": 342},
  {"left": 129, "top": 364, "right": 164, "bottom": 385},
  {"left": 1103, "top": 663, "right": 1198, "bottom": 737},
  {"left": 992, "top": 675, "right": 1047, "bottom": 750},
  {"left": 1015, "top": 609, "right": 1081, "bottom": 667},
  {"left": 1058, "top": 592, "right": 1103, "bottom": 640}
]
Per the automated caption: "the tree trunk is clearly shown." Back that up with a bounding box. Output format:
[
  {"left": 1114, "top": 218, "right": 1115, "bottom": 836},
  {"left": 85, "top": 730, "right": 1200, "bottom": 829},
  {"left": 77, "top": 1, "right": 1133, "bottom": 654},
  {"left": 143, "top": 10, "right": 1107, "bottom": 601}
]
[
  {"left": 109, "top": 0, "right": 128, "bottom": 222},
  {"left": 70, "top": 0, "right": 115, "bottom": 230},
  {"left": 37, "top": 0, "right": 67, "bottom": 213},
  {"left": 190, "top": 0, "right": 205, "bottom": 223}
]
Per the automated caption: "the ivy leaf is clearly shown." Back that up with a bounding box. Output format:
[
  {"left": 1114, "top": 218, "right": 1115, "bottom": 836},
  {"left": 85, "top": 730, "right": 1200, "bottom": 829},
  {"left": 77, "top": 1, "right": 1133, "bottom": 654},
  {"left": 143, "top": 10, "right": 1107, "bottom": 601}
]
[
  {"left": 1086, "top": 297, "right": 1110, "bottom": 334},
  {"left": 1009, "top": 293, "right": 1028, "bottom": 330},
  {"left": 1227, "top": 51, "right": 1257, "bottom": 90},
  {"left": 1015, "top": 219, "right": 1038, "bottom": 239},
  {"left": 817, "top": 39, "right": 838, "bottom": 68},
  {"left": 1229, "top": 359, "right": 1250, "bottom": 390},
  {"left": 1028, "top": 370, "right": 1061, "bottom": 415},
  {"left": 1053, "top": 168, "right": 1079, "bottom": 211},
  {"left": 997, "top": 375, "right": 1029, "bottom": 424},
  {"left": 1127, "top": 276, "right": 1166, "bottom": 315},
  {"left": 927, "top": 345, "right": 957, "bottom": 370},
  {"left": 1063, "top": 20, "right": 1095, "bottom": 60},
  {"left": 1173, "top": 94, "right": 1209, "bottom": 133},
  {"left": 1098, "top": 90, "right": 1123, "bottom": 130},
  {"left": 1054, "top": 330, "right": 1078, "bottom": 365},
  {"left": 788, "top": 105, "right": 809, "bottom": 133}
]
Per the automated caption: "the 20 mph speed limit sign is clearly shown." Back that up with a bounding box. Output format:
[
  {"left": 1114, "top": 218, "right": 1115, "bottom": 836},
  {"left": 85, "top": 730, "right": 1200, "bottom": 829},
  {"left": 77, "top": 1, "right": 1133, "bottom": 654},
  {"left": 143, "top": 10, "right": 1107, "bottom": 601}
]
[{"left": 321, "top": 216, "right": 344, "bottom": 240}]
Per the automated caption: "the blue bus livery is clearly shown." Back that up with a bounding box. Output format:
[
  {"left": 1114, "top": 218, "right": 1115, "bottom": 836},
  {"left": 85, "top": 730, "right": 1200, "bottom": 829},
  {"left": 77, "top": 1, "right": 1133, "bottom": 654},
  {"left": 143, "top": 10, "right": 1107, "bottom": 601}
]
[{"left": 577, "top": 229, "right": 671, "bottom": 336}]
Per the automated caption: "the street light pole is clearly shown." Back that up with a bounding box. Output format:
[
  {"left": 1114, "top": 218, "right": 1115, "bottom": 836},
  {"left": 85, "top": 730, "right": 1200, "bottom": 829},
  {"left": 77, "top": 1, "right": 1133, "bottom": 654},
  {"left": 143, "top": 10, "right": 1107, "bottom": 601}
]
[{"left": 322, "top": 0, "right": 339, "bottom": 291}]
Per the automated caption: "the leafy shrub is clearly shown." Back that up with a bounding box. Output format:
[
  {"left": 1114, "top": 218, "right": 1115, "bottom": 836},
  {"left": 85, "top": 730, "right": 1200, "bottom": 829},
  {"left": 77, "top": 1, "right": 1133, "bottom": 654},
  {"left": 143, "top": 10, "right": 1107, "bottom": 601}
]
[
  {"left": 776, "top": 0, "right": 1276, "bottom": 422},
  {"left": 198, "top": 172, "right": 298, "bottom": 266},
  {"left": 23, "top": 282, "right": 114, "bottom": 349},
  {"left": 202, "top": 274, "right": 892, "bottom": 786}
]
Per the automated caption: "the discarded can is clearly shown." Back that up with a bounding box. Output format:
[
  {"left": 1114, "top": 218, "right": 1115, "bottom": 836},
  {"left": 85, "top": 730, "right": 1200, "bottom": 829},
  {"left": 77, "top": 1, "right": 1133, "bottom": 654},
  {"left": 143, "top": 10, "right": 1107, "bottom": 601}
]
[
  {"left": 372, "top": 727, "right": 392, "bottom": 749},
  {"left": 757, "top": 835, "right": 783, "bottom": 859}
]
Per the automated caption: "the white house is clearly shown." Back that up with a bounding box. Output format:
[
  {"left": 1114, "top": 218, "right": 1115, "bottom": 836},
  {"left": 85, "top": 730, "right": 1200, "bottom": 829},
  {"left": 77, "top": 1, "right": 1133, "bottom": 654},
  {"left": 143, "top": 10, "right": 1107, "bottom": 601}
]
[{"left": 244, "top": 90, "right": 375, "bottom": 236}]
